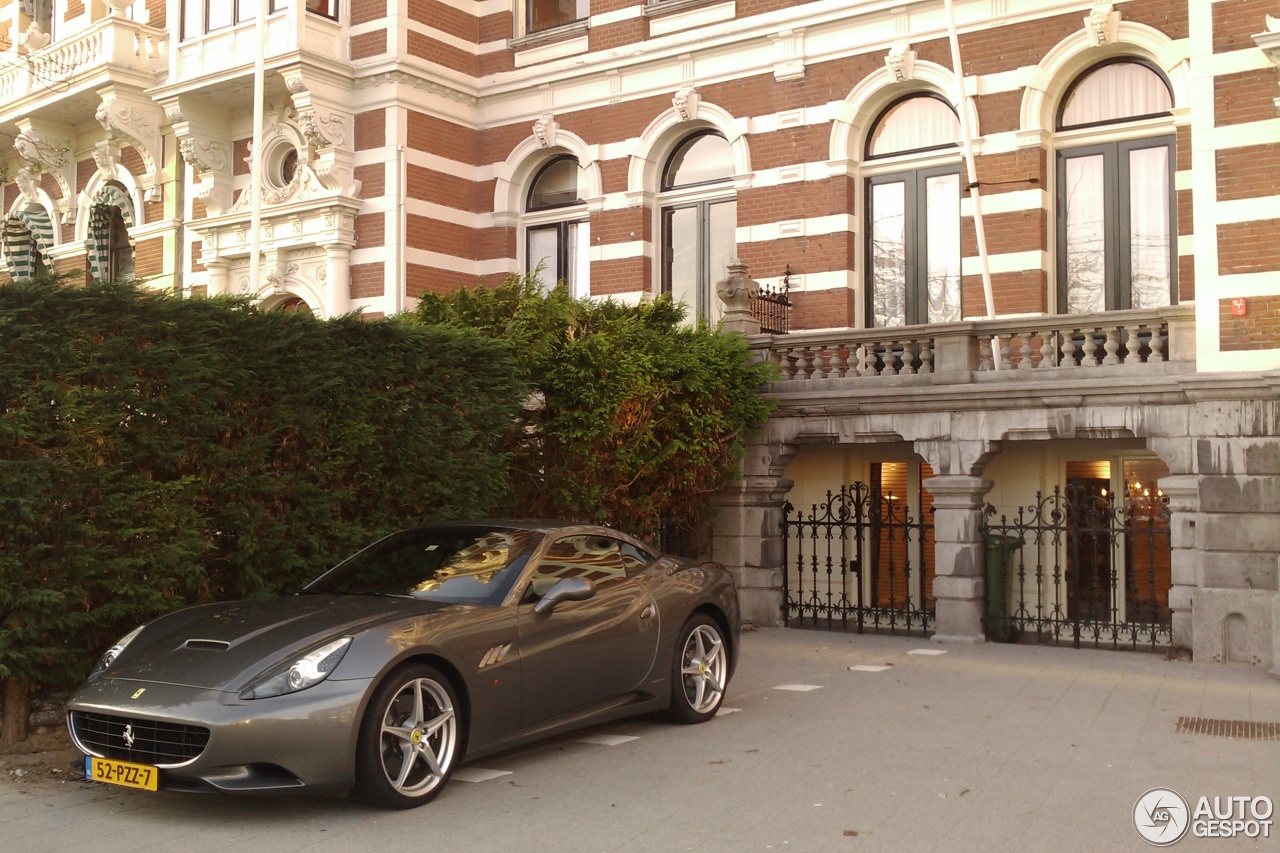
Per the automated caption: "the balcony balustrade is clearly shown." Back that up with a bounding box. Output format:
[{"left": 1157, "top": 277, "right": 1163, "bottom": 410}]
[
  {"left": 0, "top": 16, "right": 165, "bottom": 107},
  {"left": 754, "top": 305, "right": 1196, "bottom": 385}
]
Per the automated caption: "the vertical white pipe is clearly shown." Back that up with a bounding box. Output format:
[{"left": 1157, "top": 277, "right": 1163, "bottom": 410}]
[
  {"left": 943, "top": 0, "right": 1001, "bottom": 368},
  {"left": 248, "top": 0, "right": 269, "bottom": 297}
]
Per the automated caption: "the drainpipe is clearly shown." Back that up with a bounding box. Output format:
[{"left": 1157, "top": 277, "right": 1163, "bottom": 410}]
[
  {"left": 249, "top": 0, "right": 268, "bottom": 297},
  {"left": 943, "top": 0, "right": 1000, "bottom": 369}
]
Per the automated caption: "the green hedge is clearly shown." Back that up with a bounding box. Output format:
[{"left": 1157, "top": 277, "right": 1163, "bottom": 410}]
[
  {"left": 416, "top": 275, "right": 776, "bottom": 539},
  {"left": 0, "top": 279, "right": 523, "bottom": 688}
]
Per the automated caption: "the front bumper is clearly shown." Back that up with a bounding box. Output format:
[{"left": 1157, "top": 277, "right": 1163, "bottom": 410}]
[{"left": 67, "top": 675, "right": 373, "bottom": 794}]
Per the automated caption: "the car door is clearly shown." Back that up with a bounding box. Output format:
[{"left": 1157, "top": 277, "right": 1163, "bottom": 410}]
[{"left": 516, "top": 534, "right": 660, "bottom": 728}]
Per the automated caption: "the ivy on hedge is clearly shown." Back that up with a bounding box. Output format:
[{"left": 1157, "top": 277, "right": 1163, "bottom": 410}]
[{"left": 0, "top": 278, "right": 522, "bottom": 688}]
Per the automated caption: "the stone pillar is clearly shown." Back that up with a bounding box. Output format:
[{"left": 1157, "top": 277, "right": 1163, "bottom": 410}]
[
  {"left": 1158, "top": 474, "right": 1199, "bottom": 653},
  {"left": 205, "top": 258, "right": 230, "bottom": 296},
  {"left": 715, "top": 257, "right": 761, "bottom": 336},
  {"left": 922, "top": 475, "right": 994, "bottom": 643},
  {"left": 711, "top": 474, "right": 792, "bottom": 626},
  {"left": 324, "top": 244, "right": 351, "bottom": 319}
]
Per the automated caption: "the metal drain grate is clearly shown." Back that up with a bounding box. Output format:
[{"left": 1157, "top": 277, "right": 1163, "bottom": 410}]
[{"left": 1175, "top": 717, "right": 1280, "bottom": 741}]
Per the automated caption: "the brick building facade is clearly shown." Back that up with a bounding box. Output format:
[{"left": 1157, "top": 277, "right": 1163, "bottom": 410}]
[{"left": 1, "top": 0, "right": 1278, "bottom": 667}]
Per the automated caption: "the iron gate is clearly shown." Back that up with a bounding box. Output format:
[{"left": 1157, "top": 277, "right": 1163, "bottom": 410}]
[
  {"left": 783, "top": 483, "right": 935, "bottom": 634},
  {"left": 983, "top": 485, "right": 1172, "bottom": 650}
]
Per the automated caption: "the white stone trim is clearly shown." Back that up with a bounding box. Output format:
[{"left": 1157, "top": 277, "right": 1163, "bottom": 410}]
[
  {"left": 648, "top": 1, "right": 735, "bottom": 38},
  {"left": 1213, "top": 196, "right": 1280, "bottom": 225},
  {"left": 1208, "top": 119, "right": 1280, "bottom": 150},
  {"left": 590, "top": 240, "right": 649, "bottom": 261},
  {"left": 961, "top": 250, "right": 1046, "bottom": 276},
  {"left": 736, "top": 214, "right": 855, "bottom": 244},
  {"left": 960, "top": 189, "right": 1045, "bottom": 216},
  {"left": 1207, "top": 47, "right": 1276, "bottom": 78},
  {"left": 1177, "top": 234, "right": 1194, "bottom": 257},
  {"left": 592, "top": 6, "right": 644, "bottom": 27},
  {"left": 514, "top": 34, "right": 589, "bottom": 68},
  {"left": 405, "top": 248, "right": 514, "bottom": 277},
  {"left": 1215, "top": 272, "right": 1280, "bottom": 296},
  {"left": 405, "top": 199, "right": 486, "bottom": 229},
  {"left": 789, "top": 269, "right": 856, "bottom": 292}
]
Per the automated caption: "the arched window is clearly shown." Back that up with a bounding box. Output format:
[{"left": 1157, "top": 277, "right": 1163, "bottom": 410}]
[
  {"left": 87, "top": 183, "right": 135, "bottom": 283},
  {"left": 864, "top": 94, "right": 962, "bottom": 327},
  {"left": 274, "top": 295, "right": 313, "bottom": 315},
  {"left": 660, "top": 131, "right": 736, "bottom": 324},
  {"left": 3, "top": 207, "right": 53, "bottom": 281},
  {"left": 1057, "top": 60, "right": 1175, "bottom": 314},
  {"left": 524, "top": 156, "right": 588, "bottom": 296}
]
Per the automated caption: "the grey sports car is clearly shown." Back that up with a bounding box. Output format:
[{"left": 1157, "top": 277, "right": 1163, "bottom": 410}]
[{"left": 66, "top": 521, "right": 739, "bottom": 808}]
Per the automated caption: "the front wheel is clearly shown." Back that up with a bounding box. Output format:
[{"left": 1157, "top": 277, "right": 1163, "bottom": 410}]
[
  {"left": 355, "top": 664, "right": 461, "bottom": 809},
  {"left": 663, "top": 614, "right": 728, "bottom": 724}
]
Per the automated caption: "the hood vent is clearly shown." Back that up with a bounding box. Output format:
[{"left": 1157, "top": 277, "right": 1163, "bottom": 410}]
[{"left": 182, "top": 639, "right": 231, "bottom": 651}]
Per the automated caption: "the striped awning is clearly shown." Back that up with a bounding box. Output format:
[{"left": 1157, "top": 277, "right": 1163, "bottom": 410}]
[
  {"left": 88, "top": 184, "right": 135, "bottom": 282},
  {"left": 3, "top": 206, "right": 54, "bottom": 281}
]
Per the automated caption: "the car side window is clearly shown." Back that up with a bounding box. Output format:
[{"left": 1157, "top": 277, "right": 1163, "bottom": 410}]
[{"left": 528, "top": 535, "right": 646, "bottom": 597}]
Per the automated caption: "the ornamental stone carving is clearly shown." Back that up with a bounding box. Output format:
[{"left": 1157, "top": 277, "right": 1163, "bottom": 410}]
[
  {"left": 532, "top": 114, "right": 558, "bottom": 148},
  {"left": 716, "top": 257, "right": 761, "bottom": 335},
  {"left": 673, "top": 87, "right": 700, "bottom": 122},
  {"left": 885, "top": 41, "right": 916, "bottom": 83},
  {"left": 14, "top": 168, "right": 38, "bottom": 201},
  {"left": 1084, "top": 3, "right": 1120, "bottom": 46}
]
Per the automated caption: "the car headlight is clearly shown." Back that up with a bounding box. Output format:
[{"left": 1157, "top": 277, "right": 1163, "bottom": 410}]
[
  {"left": 88, "top": 624, "right": 146, "bottom": 680},
  {"left": 240, "top": 637, "right": 352, "bottom": 700}
]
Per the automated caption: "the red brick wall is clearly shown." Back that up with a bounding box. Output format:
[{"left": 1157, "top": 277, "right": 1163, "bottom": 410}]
[
  {"left": 355, "top": 164, "right": 385, "bottom": 198},
  {"left": 407, "top": 214, "right": 478, "bottom": 259},
  {"left": 355, "top": 212, "right": 385, "bottom": 249},
  {"left": 1218, "top": 219, "right": 1280, "bottom": 275},
  {"left": 351, "top": 262, "right": 386, "bottom": 299},
  {"left": 351, "top": 0, "right": 387, "bottom": 26},
  {"left": 355, "top": 110, "right": 387, "bottom": 151},
  {"left": 407, "top": 263, "right": 487, "bottom": 296},
  {"left": 1216, "top": 145, "right": 1280, "bottom": 201},
  {"left": 790, "top": 289, "right": 855, "bottom": 329},
  {"left": 351, "top": 30, "right": 388, "bottom": 61},
  {"left": 1219, "top": 295, "right": 1280, "bottom": 351},
  {"left": 133, "top": 237, "right": 164, "bottom": 278},
  {"left": 1213, "top": 0, "right": 1274, "bottom": 52},
  {"left": 1215, "top": 71, "right": 1280, "bottom": 127}
]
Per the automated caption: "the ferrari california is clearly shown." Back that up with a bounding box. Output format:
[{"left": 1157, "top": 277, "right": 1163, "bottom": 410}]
[{"left": 66, "top": 521, "right": 739, "bottom": 808}]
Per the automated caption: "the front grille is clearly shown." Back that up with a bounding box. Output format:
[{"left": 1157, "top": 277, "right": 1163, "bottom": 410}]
[{"left": 70, "top": 711, "right": 210, "bottom": 767}]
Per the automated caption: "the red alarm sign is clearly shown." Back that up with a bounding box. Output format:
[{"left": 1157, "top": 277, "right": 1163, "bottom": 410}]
[{"left": 1231, "top": 297, "right": 1247, "bottom": 317}]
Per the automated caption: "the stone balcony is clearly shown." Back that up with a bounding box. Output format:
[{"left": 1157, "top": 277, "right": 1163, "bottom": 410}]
[
  {"left": 0, "top": 16, "right": 166, "bottom": 124},
  {"left": 750, "top": 304, "right": 1199, "bottom": 412}
]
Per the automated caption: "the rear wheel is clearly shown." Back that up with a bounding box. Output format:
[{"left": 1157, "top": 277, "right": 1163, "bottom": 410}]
[
  {"left": 664, "top": 614, "right": 728, "bottom": 724},
  {"left": 355, "top": 664, "right": 461, "bottom": 809}
]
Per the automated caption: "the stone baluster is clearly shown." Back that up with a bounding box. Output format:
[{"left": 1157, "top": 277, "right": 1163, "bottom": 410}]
[
  {"left": 798, "top": 347, "right": 815, "bottom": 379},
  {"left": 1081, "top": 330, "right": 1098, "bottom": 366},
  {"left": 1060, "top": 329, "right": 1077, "bottom": 367},
  {"left": 919, "top": 340, "right": 934, "bottom": 374},
  {"left": 999, "top": 336, "right": 1012, "bottom": 371},
  {"left": 833, "top": 346, "right": 851, "bottom": 378},
  {"left": 1018, "top": 331, "right": 1034, "bottom": 370},
  {"left": 900, "top": 340, "right": 917, "bottom": 376},
  {"left": 1149, "top": 325, "right": 1166, "bottom": 363},
  {"left": 1102, "top": 327, "right": 1121, "bottom": 365},
  {"left": 857, "top": 344, "right": 874, "bottom": 377},
  {"left": 978, "top": 338, "right": 993, "bottom": 372},
  {"left": 882, "top": 344, "right": 899, "bottom": 377},
  {"left": 1040, "top": 330, "right": 1058, "bottom": 368}
]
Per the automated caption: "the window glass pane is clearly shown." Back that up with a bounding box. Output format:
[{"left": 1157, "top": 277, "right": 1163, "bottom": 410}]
[
  {"left": 532, "top": 536, "right": 632, "bottom": 595},
  {"left": 664, "top": 206, "right": 698, "bottom": 311},
  {"left": 528, "top": 0, "right": 584, "bottom": 32},
  {"left": 527, "top": 225, "right": 561, "bottom": 290},
  {"left": 183, "top": 0, "right": 204, "bottom": 39},
  {"left": 868, "top": 97, "right": 960, "bottom": 157},
  {"left": 570, "top": 221, "right": 590, "bottom": 299},
  {"left": 663, "top": 134, "right": 733, "bottom": 189},
  {"left": 237, "top": 0, "right": 257, "bottom": 22},
  {"left": 528, "top": 158, "right": 579, "bottom": 210},
  {"left": 1128, "top": 145, "right": 1171, "bottom": 310},
  {"left": 925, "top": 173, "right": 961, "bottom": 323},
  {"left": 707, "top": 200, "right": 737, "bottom": 322},
  {"left": 306, "top": 0, "right": 337, "bottom": 15},
  {"left": 1061, "top": 63, "right": 1172, "bottom": 128},
  {"left": 206, "top": 1, "right": 234, "bottom": 30},
  {"left": 1064, "top": 154, "right": 1107, "bottom": 315},
  {"left": 871, "top": 181, "right": 907, "bottom": 327}
]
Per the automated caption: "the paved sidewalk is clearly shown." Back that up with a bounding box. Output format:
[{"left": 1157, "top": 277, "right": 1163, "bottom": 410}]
[{"left": 2, "top": 628, "right": 1276, "bottom": 852}]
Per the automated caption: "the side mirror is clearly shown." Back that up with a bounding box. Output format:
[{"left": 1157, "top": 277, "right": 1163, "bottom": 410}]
[{"left": 533, "top": 577, "right": 596, "bottom": 615}]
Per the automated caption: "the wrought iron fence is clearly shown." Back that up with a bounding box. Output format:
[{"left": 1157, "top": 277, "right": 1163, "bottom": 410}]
[
  {"left": 751, "top": 279, "right": 791, "bottom": 334},
  {"left": 982, "top": 485, "right": 1172, "bottom": 650},
  {"left": 783, "top": 483, "right": 934, "bottom": 634}
]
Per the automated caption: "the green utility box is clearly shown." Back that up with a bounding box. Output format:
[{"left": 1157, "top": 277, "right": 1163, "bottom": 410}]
[{"left": 985, "top": 533, "right": 1023, "bottom": 642}]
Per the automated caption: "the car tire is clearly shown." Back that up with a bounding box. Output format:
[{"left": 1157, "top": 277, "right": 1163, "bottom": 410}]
[
  {"left": 663, "top": 613, "right": 729, "bottom": 724},
  {"left": 355, "top": 663, "right": 462, "bottom": 809}
]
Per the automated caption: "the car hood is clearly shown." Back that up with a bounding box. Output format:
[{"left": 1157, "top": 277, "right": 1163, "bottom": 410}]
[{"left": 101, "top": 594, "right": 452, "bottom": 691}]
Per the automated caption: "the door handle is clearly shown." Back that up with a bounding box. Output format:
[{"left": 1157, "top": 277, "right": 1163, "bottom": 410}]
[{"left": 640, "top": 604, "right": 655, "bottom": 619}]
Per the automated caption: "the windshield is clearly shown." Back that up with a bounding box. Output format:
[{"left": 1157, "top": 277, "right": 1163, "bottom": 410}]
[{"left": 305, "top": 527, "right": 544, "bottom": 606}]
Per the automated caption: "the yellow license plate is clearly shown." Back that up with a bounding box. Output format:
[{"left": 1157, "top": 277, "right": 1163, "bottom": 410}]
[{"left": 86, "top": 756, "right": 159, "bottom": 791}]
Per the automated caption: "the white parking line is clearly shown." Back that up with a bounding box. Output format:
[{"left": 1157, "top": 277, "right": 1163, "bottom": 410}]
[
  {"left": 907, "top": 649, "right": 948, "bottom": 656},
  {"left": 454, "top": 768, "right": 513, "bottom": 783},
  {"left": 848, "top": 664, "right": 892, "bottom": 672},
  {"left": 716, "top": 707, "right": 741, "bottom": 716},
  {"left": 576, "top": 734, "right": 640, "bottom": 746},
  {"left": 774, "top": 684, "right": 822, "bottom": 692}
]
